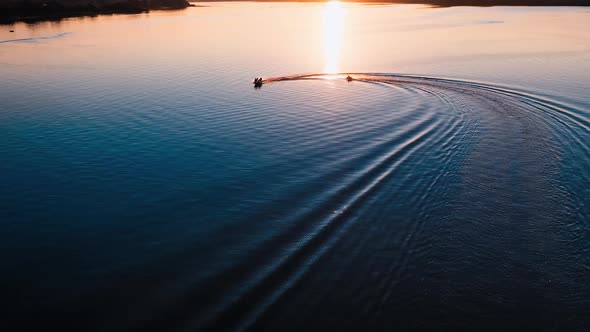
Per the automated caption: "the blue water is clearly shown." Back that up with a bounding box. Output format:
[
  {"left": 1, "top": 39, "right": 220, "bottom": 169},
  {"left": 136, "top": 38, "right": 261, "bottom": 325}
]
[{"left": 1, "top": 3, "right": 590, "bottom": 331}]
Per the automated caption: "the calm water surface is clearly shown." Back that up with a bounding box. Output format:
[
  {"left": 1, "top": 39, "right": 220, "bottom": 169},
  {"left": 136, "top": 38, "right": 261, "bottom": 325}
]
[{"left": 1, "top": 3, "right": 590, "bottom": 331}]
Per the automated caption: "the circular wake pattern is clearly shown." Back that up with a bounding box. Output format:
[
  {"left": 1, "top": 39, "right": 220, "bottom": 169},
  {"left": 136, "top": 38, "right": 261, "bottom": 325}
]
[{"left": 127, "top": 74, "right": 590, "bottom": 331}]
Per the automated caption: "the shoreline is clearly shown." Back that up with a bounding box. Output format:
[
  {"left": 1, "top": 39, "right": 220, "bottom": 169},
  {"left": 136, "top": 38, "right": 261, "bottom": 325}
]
[
  {"left": 1, "top": 0, "right": 589, "bottom": 25},
  {"left": 0, "top": 0, "right": 193, "bottom": 25}
]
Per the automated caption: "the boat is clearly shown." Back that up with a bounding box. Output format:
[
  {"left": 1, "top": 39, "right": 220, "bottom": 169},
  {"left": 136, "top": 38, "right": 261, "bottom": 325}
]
[
  {"left": 346, "top": 75, "right": 353, "bottom": 82},
  {"left": 253, "top": 77, "right": 263, "bottom": 88}
]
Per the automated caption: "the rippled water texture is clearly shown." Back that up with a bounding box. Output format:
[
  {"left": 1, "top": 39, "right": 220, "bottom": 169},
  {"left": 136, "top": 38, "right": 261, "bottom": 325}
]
[{"left": 1, "top": 3, "right": 590, "bottom": 331}]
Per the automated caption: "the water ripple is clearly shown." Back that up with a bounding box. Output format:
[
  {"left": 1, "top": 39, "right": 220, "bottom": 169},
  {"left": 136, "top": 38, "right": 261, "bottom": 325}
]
[{"left": 134, "top": 73, "right": 590, "bottom": 331}]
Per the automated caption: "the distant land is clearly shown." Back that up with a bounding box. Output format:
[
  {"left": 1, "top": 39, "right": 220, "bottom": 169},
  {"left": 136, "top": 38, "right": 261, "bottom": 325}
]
[
  {"left": 0, "top": 0, "right": 192, "bottom": 24},
  {"left": 0, "top": 0, "right": 589, "bottom": 24}
]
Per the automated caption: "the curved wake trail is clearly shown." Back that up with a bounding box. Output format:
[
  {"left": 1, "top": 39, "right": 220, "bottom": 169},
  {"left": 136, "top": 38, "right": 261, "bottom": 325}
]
[
  {"left": 0, "top": 32, "right": 71, "bottom": 44},
  {"left": 128, "top": 73, "right": 590, "bottom": 332}
]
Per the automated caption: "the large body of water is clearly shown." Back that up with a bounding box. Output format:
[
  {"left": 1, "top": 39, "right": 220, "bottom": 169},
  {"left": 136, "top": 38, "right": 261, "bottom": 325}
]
[{"left": 1, "top": 3, "right": 590, "bottom": 331}]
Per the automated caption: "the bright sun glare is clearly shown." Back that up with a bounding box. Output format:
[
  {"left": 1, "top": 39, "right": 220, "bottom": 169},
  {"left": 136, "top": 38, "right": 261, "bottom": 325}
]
[{"left": 323, "top": 1, "right": 345, "bottom": 74}]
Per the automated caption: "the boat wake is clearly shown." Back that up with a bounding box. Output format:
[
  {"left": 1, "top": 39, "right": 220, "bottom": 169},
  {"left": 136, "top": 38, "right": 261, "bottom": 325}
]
[
  {"left": 113, "top": 73, "right": 590, "bottom": 332},
  {"left": 0, "top": 32, "right": 71, "bottom": 44}
]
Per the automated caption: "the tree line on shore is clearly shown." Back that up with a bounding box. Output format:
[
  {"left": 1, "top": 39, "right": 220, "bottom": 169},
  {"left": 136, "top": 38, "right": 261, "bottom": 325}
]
[{"left": 1, "top": 0, "right": 192, "bottom": 22}]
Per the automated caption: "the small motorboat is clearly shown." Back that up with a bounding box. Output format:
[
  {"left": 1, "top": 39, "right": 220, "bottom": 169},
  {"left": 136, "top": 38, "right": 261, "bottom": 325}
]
[
  {"left": 346, "top": 75, "right": 353, "bottom": 82},
  {"left": 253, "top": 77, "right": 263, "bottom": 88}
]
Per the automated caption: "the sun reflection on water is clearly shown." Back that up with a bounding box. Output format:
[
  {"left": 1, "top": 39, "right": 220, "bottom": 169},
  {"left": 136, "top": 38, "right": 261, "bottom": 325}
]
[{"left": 322, "top": 1, "right": 345, "bottom": 74}]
